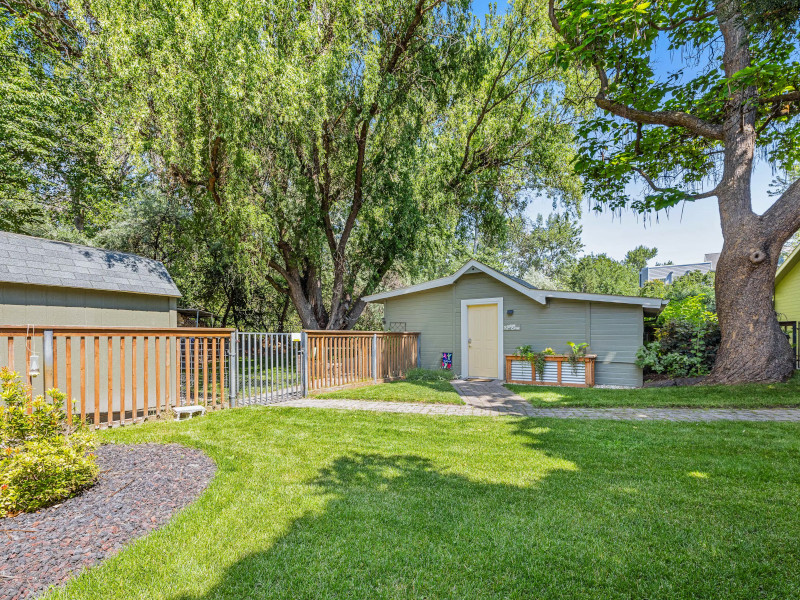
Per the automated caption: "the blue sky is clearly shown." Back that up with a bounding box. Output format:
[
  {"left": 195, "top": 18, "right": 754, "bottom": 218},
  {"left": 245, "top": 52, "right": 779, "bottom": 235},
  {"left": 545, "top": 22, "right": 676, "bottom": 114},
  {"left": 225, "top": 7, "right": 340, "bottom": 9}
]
[{"left": 471, "top": 0, "right": 780, "bottom": 265}]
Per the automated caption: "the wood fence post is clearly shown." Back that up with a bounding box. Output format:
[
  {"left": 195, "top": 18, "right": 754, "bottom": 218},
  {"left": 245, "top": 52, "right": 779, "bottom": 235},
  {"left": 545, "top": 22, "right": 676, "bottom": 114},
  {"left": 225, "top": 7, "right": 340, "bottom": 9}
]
[{"left": 416, "top": 334, "right": 421, "bottom": 368}]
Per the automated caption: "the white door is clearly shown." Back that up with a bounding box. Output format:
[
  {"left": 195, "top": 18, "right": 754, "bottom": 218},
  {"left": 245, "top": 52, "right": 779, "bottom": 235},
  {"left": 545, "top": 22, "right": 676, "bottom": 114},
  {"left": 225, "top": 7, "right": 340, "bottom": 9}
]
[{"left": 466, "top": 303, "right": 499, "bottom": 378}]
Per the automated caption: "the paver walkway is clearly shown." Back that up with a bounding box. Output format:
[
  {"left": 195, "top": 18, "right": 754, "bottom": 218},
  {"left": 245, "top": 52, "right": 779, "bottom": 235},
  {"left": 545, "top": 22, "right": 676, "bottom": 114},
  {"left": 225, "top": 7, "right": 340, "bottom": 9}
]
[{"left": 275, "top": 380, "right": 800, "bottom": 422}]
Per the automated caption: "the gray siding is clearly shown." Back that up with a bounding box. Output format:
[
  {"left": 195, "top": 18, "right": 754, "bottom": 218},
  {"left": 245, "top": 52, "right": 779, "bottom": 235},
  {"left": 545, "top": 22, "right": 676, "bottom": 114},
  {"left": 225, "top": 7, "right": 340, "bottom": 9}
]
[
  {"left": 382, "top": 272, "right": 644, "bottom": 387},
  {"left": 590, "top": 303, "right": 644, "bottom": 387},
  {"left": 0, "top": 283, "right": 177, "bottom": 327},
  {"left": 382, "top": 285, "right": 455, "bottom": 371}
]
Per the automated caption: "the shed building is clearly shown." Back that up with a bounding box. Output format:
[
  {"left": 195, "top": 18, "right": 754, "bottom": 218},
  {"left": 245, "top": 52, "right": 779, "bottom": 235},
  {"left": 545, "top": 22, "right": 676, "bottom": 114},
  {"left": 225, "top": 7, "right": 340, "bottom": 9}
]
[
  {"left": 0, "top": 232, "right": 180, "bottom": 327},
  {"left": 363, "top": 260, "right": 666, "bottom": 388}
]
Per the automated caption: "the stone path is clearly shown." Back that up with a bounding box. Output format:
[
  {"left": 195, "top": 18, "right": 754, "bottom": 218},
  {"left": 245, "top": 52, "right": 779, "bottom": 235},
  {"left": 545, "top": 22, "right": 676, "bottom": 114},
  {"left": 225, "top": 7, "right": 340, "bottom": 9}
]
[
  {"left": 275, "top": 380, "right": 800, "bottom": 422},
  {"left": 0, "top": 443, "right": 216, "bottom": 600}
]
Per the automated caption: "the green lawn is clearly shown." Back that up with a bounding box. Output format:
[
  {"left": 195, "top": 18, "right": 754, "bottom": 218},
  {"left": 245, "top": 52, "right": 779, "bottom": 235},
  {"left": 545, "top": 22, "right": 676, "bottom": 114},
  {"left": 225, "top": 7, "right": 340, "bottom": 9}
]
[
  {"left": 509, "top": 373, "right": 800, "bottom": 408},
  {"left": 313, "top": 379, "right": 464, "bottom": 404},
  {"left": 46, "top": 407, "right": 800, "bottom": 599}
]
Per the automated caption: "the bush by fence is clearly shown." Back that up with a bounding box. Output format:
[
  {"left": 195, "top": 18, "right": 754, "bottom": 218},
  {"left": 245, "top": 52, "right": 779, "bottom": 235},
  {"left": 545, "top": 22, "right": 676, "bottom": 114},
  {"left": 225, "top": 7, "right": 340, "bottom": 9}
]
[{"left": 0, "top": 369, "right": 98, "bottom": 517}]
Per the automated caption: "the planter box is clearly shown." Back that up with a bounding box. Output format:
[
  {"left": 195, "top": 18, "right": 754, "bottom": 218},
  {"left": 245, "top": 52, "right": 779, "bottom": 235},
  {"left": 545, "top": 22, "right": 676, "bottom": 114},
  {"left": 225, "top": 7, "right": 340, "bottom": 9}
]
[{"left": 505, "top": 354, "right": 596, "bottom": 388}]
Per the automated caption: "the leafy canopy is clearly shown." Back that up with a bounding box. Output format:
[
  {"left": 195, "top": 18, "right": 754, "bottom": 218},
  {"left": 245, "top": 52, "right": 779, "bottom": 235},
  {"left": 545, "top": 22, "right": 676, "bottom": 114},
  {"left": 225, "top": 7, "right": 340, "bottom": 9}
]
[
  {"left": 549, "top": 0, "right": 800, "bottom": 213},
  {"left": 85, "top": 0, "right": 586, "bottom": 328}
]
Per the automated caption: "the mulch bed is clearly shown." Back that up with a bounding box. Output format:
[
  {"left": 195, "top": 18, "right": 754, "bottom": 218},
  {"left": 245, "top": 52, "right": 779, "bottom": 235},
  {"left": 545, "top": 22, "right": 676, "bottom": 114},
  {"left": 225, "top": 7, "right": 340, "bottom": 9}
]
[{"left": 0, "top": 443, "right": 216, "bottom": 600}]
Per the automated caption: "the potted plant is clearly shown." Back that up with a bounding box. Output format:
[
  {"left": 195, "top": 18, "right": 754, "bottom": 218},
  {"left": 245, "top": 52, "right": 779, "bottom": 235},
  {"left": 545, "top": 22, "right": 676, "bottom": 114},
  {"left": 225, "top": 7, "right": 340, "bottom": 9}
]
[{"left": 566, "top": 342, "right": 589, "bottom": 375}]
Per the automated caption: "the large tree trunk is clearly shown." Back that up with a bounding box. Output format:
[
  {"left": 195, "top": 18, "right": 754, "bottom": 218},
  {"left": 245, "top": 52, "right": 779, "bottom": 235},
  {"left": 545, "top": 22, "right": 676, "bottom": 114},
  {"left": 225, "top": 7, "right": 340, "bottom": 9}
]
[
  {"left": 706, "top": 215, "right": 794, "bottom": 384},
  {"left": 705, "top": 0, "right": 795, "bottom": 384}
]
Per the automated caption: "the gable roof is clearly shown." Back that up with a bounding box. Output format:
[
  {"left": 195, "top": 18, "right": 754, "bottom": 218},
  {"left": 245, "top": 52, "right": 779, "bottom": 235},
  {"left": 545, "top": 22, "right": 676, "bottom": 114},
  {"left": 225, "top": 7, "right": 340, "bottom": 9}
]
[
  {"left": 776, "top": 244, "right": 800, "bottom": 287},
  {"left": 363, "top": 260, "right": 666, "bottom": 309},
  {"left": 0, "top": 232, "right": 181, "bottom": 298}
]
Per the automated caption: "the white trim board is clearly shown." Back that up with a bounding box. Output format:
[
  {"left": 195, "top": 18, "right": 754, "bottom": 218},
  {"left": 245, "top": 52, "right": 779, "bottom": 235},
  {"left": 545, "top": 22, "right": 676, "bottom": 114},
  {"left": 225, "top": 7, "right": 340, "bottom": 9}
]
[
  {"left": 460, "top": 297, "right": 504, "bottom": 380},
  {"left": 363, "top": 259, "right": 666, "bottom": 309}
]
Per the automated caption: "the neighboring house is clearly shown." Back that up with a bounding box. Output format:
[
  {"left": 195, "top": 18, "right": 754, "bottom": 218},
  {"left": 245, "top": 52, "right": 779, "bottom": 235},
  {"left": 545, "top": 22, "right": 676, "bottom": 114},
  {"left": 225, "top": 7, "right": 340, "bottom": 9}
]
[
  {"left": 639, "top": 252, "right": 719, "bottom": 287},
  {"left": 775, "top": 243, "right": 800, "bottom": 323},
  {"left": 0, "top": 232, "right": 180, "bottom": 327},
  {"left": 363, "top": 260, "right": 666, "bottom": 388}
]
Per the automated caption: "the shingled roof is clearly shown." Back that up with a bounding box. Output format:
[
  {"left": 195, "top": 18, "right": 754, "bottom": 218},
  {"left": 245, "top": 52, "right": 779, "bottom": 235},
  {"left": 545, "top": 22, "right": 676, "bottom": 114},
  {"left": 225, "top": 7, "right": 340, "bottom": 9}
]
[{"left": 0, "top": 232, "right": 181, "bottom": 297}]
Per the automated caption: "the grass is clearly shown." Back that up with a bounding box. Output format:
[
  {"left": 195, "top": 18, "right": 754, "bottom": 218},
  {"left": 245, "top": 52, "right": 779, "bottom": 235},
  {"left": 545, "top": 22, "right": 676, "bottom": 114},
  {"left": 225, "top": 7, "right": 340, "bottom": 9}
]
[
  {"left": 509, "top": 372, "right": 800, "bottom": 408},
  {"left": 45, "top": 407, "right": 800, "bottom": 599},
  {"left": 313, "top": 368, "right": 463, "bottom": 404}
]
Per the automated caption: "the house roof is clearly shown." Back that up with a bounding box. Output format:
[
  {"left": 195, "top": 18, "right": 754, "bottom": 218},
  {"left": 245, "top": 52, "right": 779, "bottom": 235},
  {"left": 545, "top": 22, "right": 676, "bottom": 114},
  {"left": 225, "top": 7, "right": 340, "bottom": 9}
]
[
  {"left": 0, "top": 232, "right": 181, "bottom": 298},
  {"left": 776, "top": 244, "right": 800, "bottom": 286},
  {"left": 362, "top": 260, "right": 667, "bottom": 309},
  {"left": 639, "top": 262, "right": 714, "bottom": 286}
]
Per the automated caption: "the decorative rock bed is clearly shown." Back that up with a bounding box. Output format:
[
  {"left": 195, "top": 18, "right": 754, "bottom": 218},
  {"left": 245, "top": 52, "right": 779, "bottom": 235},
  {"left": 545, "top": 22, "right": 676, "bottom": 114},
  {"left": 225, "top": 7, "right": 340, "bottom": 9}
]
[{"left": 0, "top": 443, "right": 216, "bottom": 600}]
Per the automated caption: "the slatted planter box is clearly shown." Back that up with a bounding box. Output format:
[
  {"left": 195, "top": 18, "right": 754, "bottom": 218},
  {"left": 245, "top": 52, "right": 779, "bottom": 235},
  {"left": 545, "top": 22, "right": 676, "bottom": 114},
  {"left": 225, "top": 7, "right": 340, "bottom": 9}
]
[{"left": 505, "top": 354, "right": 596, "bottom": 387}]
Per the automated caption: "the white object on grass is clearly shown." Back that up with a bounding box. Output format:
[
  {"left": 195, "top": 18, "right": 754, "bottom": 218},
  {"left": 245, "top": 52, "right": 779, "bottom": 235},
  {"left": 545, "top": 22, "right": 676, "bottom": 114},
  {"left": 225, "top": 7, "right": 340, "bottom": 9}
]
[{"left": 173, "top": 405, "right": 206, "bottom": 420}]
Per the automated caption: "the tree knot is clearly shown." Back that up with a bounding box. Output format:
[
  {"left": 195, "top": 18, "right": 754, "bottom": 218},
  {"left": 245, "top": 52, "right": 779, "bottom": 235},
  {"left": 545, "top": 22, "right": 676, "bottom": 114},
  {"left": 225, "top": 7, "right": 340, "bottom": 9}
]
[{"left": 749, "top": 249, "right": 767, "bottom": 264}]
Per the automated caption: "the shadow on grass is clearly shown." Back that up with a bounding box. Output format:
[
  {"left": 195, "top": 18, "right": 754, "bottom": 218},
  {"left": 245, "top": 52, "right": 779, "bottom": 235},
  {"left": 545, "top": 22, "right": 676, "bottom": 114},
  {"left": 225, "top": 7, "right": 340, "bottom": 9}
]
[
  {"left": 170, "top": 446, "right": 575, "bottom": 600},
  {"left": 167, "top": 418, "right": 800, "bottom": 600}
]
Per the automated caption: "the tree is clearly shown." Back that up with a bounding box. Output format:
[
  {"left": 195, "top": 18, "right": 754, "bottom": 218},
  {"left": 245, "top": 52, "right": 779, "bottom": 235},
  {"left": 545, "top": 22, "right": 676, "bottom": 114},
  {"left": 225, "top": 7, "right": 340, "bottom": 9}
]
[
  {"left": 0, "top": 1, "right": 123, "bottom": 235},
  {"left": 641, "top": 270, "right": 716, "bottom": 310},
  {"left": 624, "top": 245, "right": 659, "bottom": 274},
  {"left": 567, "top": 253, "right": 639, "bottom": 295},
  {"left": 87, "top": 0, "right": 583, "bottom": 330},
  {"left": 549, "top": 0, "right": 800, "bottom": 383},
  {"left": 501, "top": 213, "right": 584, "bottom": 284}
]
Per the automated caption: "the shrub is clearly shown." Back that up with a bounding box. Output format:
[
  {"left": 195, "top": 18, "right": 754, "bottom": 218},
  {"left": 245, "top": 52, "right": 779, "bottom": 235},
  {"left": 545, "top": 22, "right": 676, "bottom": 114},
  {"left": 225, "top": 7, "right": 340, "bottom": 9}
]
[
  {"left": 636, "top": 296, "right": 721, "bottom": 378},
  {"left": 405, "top": 368, "right": 455, "bottom": 382},
  {"left": 0, "top": 369, "right": 98, "bottom": 517}
]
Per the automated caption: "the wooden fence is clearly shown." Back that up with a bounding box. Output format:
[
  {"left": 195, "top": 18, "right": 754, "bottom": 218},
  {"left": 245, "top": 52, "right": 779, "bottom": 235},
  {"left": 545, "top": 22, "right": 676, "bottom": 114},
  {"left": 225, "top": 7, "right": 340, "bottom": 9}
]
[
  {"left": 0, "top": 326, "right": 234, "bottom": 427},
  {"left": 305, "top": 331, "right": 420, "bottom": 392}
]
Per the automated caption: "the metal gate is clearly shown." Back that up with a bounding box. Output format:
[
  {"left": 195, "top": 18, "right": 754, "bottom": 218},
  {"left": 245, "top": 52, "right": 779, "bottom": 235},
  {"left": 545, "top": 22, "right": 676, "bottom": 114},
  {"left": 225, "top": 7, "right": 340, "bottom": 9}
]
[{"left": 232, "top": 332, "right": 305, "bottom": 406}]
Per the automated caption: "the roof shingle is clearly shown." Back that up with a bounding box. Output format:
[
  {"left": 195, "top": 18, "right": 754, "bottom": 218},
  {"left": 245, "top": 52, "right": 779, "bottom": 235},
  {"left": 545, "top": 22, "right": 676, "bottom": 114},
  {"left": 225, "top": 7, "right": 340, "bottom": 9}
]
[{"left": 0, "top": 232, "right": 181, "bottom": 298}]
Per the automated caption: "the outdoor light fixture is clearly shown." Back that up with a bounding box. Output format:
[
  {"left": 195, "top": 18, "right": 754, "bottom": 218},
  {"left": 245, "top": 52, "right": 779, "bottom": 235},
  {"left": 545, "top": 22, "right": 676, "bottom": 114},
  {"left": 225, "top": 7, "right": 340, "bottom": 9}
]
[
  {"left": 26, "top": 325, "right": 40, "bottom": 377},
  {"left": 29, "top": 354, "right": 40, "bottom": 377},
  {"left": 507, "top": 309, "right": 514, "bottom": 316}
]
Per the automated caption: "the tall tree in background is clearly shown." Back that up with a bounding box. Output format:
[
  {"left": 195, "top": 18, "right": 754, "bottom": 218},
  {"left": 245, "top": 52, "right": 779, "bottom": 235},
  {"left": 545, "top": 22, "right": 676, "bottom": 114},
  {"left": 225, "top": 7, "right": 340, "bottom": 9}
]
[
  {"left": 0, "top": 1, "right": 123, "bottom": 235},
  {"left": 568, "top": 245, "right": 657, "bottom": 295},
  {"left": 549, "top": 0, "right": 800, "bottom": 383},
  {"left": 502, "top": 213, "right": 583, "bottom": 285},
  {"left": 87, "top": 0, "right": 583, "bottom": 329}
]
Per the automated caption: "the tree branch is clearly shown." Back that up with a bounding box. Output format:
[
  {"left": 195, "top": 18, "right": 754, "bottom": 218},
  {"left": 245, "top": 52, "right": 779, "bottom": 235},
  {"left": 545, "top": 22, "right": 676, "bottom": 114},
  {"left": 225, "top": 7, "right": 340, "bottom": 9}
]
[
  {"left": 548, "top": 0, "right": 723, "bottom": 140},
  {"left": 759, "top": 91, "right": 800, "bottom": 104},
  {"left": 764, "top": 177, "right": 800, "bottom": 242},
  {"left": 593, "top": 67, "right": 724, "bottom": 140},
  {"left": 633, "top": 167, "right": 718, "bottom": 200}
]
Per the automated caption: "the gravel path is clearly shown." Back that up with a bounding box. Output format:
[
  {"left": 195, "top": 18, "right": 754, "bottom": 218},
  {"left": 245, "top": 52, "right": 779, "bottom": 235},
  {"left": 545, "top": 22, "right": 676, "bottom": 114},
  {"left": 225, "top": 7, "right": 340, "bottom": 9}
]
[
  {"left": 0, "top": 443, "right": 216, "bottom": 600},
  {"left": 276, "top": 396, "right": 800, "bottom": 421}
]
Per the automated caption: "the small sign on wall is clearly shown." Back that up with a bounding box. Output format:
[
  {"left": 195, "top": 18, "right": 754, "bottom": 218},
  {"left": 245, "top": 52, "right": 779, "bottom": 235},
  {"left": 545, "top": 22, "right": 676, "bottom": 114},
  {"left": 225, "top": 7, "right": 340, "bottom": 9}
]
[
  {"left": 441, "top": 352, "right": 453, "bottom": 370},
  {"left": 503, "top": 324, "right": 521, "bottom": 331}
]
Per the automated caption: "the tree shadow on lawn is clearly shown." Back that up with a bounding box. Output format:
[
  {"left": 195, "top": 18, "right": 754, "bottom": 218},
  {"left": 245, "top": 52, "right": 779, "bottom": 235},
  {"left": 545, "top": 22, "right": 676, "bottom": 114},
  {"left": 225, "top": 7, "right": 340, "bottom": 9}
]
[{"left": 170, "top": 419, "right": 800, "bottom": 600}]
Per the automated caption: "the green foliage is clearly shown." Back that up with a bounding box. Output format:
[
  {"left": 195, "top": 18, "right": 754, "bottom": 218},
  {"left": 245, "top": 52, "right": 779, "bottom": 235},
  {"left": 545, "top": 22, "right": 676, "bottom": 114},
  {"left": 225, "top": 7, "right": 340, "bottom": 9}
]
[
  {"left": 636, "top": 295, "right": 721, "bottom": 378},
  {"left": 84, "top": 0, "right": 586, "bottom": 328},
  {"left": 516, "top": 345, "right": 558, "bottom": 381},
  {"left": 550, "top": 0, "right": 800, "bottom": 213},
  {"left": 624, "top": 246, "right": 659, "bottom": 274},
  {"left": 565, "top": 245, "right": 658, "bottom": 296},
  {"left": 500, "top": 213, "right": 584, "bottom": 287},
  {"left": 0, "top": 2, "right": 125, "bottom": 235},
  {"left": 658, "top": 294, "right": 717, "bottom": 327},
  {"left": 641, "top": 270, "right": 716, "bottom": 311},
  {"left": 405, "top": 368, "right": 456, "bottom": 382},
  {"left": 0, "top": 369, "right": 98, "bottom": 517},
  {"left": 566, "top": 341, "right": 589, "bottom": 375}
]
